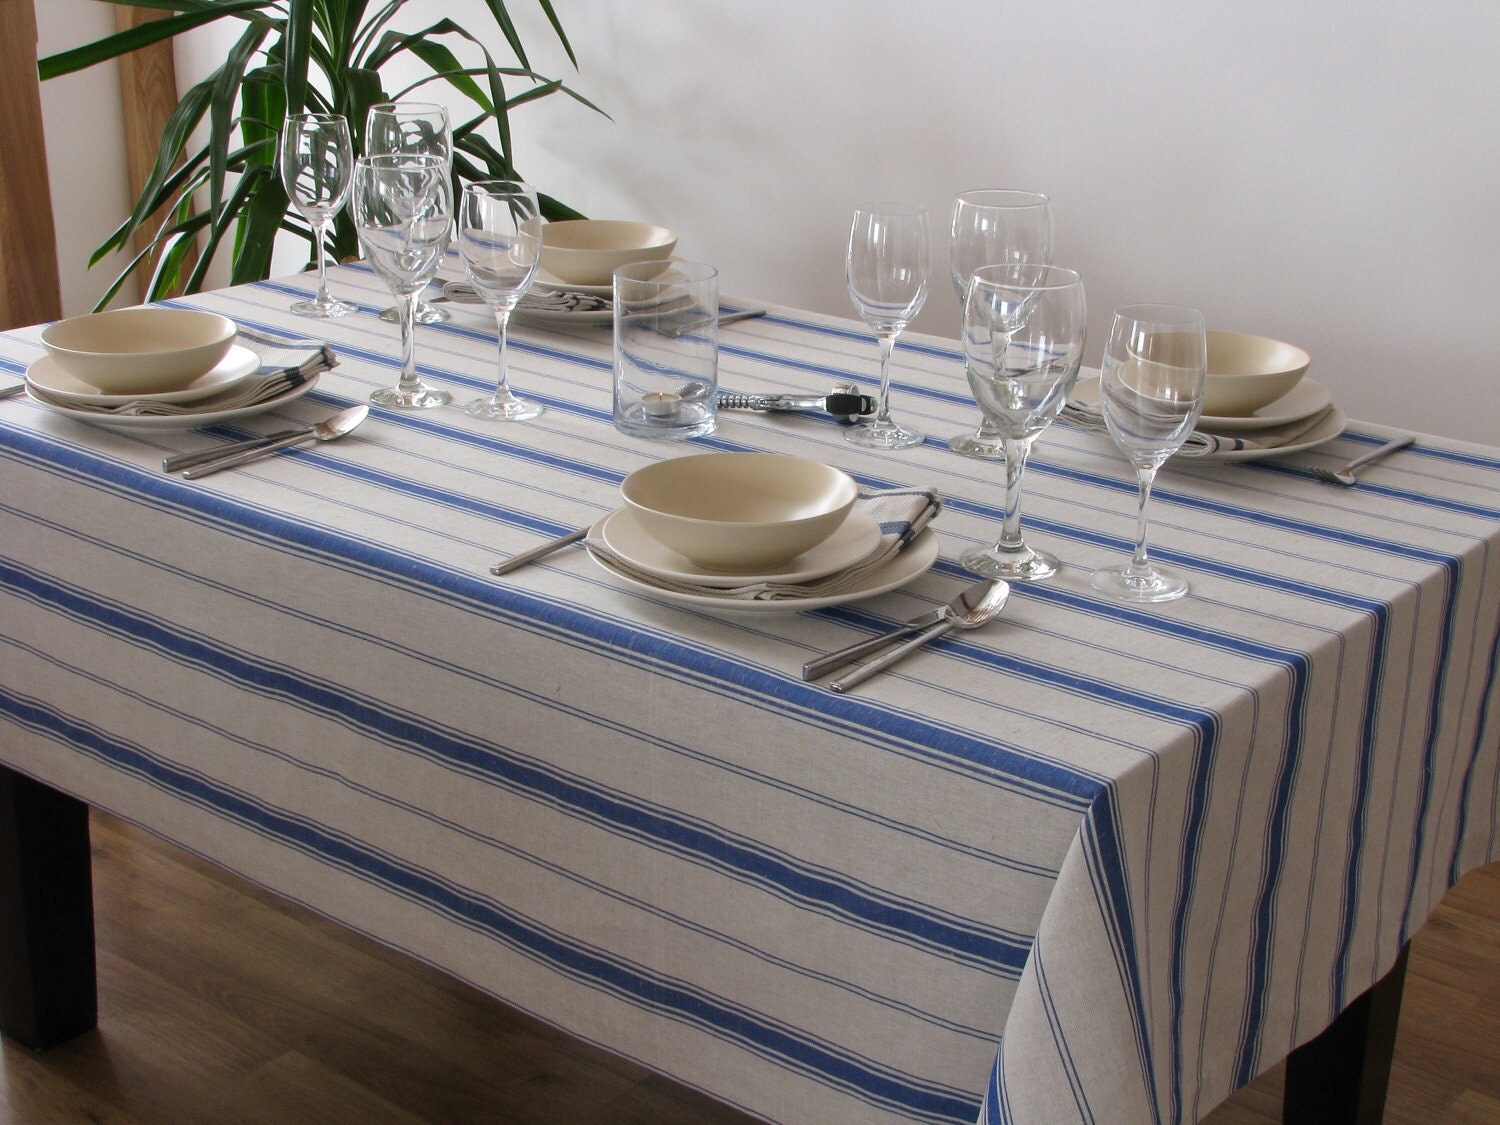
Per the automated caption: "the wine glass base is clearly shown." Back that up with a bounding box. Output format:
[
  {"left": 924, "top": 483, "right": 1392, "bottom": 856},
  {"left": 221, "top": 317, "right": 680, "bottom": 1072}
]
[
  {"left": 371, "top": 385, "right": 451, "bottom": 410},
  {"left": 380, "top": 302, "right": 448, "bottom": 325},
  {"left": 463, "top": 394, "right": 544, "bottom": 421},
  {"left": 1090, "top": 564, "right": 1189, "bottom": 603},
  {"left": 960, "top": 543, "right": 1059, "bottom": 582},
  {"left": 845, "top": 420, "right": 924, "bottom": 449},
  {"left": 290, "top": 298, "right": 357, "bottom": 319},
  {"left": 948, "top": 432, "right": 1006, "bottom": 459}
]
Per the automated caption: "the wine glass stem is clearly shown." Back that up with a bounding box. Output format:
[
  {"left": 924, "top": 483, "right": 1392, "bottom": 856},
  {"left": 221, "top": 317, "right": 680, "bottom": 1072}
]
[
  {"left": 397, "top": 291, "right": 421, "bottom": 391},
  {"left": 873, "top": 331, "right": 898, "bottom": 424},
  {"left": 311, "top": 217, "right": 332, "bottom": 304},
  {"left": 1128, "top": 463, "right": 1160, "bottom": 575},
  {"left": 492, "top": 309, "right": 513, "bottom": 399},
  {"left": 996, "top": 435, "right": 1034, "bottom": 552}
]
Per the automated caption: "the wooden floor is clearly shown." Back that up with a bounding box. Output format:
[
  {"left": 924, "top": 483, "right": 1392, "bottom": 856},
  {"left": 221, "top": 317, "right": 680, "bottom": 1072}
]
[{"left": 2, "top": 814, "right": 1497, "bottom": 1124}]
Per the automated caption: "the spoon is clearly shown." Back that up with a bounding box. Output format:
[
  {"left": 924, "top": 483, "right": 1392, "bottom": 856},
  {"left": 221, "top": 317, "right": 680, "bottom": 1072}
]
[
  {"left": 826, "top": 579, "right": 1011, "bottom": 693},
  {"left": 180, "top": 404, "right": 369, "bottom": 479},
  {"left": 1311, "top": 433, "right": 1415, "bottom": 486}
]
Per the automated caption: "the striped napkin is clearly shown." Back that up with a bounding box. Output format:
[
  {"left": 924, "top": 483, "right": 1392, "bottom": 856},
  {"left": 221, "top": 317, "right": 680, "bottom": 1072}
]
[
  {"left": 31, "top": 329, "right": 337, "bottom": 417},
  {"left": 443, "top": 280, "right": 610, "bottom": 314},
  {"left": 1059, "top": 399, "right": 1336, "bottom": 457},
  {"left": 586, "top": 487, "right": 942, "bottom": 601}
]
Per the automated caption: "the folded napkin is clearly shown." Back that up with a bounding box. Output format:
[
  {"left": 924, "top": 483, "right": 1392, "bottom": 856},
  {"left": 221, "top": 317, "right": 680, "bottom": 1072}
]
[
  {"left": 1059, "top": 399, "right": 1335, "bottom": 457},
  {"left": 443, "top": 280, "right": 610, "bottom": 314},
  {"left": 588, "top": 487, "right": 943, "bottom": 602},
  {"left": 33, "top": 329, "right": 337, "bottom": 417}
]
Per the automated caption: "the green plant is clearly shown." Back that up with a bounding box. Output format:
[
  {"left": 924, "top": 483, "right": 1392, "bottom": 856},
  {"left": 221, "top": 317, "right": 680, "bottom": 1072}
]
[{"left": 40, "top": 0, "right": 603, "bottom": 307}]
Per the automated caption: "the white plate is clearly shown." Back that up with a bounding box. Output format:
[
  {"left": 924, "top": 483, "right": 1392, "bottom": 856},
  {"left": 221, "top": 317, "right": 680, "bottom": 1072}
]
[
  {"left": 598, "top": 507, "right": 884, "bottom": 587},
  {"left": 26, "top": 373, "right": 319, "bottom": 432},
  {"left": 442, "top": 299, "right": 612, "bottom": 330},
  {"left": 1191, "top": 404, "right": 1347, "bottom": 462},
  {"left": 25, "top": 345, "right": 261, "bottom": 406},
  {"left": 1198, "top": 378, "right": 1333, "bottom": 432},
  {"left": 585, "top": 527, "right": 940, "bottom": 613},
  {"left": 532, "top": 269, "right": 613, "bottom": 297}
]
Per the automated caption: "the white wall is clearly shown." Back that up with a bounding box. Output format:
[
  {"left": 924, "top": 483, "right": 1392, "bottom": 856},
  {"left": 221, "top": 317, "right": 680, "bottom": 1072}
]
[{"left": 37, "top": 1, "right": 1500, "bottom": 444}]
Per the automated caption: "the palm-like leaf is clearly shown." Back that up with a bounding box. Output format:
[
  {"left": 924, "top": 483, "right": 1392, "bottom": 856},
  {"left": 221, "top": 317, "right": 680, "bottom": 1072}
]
[{"left": 41, "top": 0, "right": 600, "bottom": 308}]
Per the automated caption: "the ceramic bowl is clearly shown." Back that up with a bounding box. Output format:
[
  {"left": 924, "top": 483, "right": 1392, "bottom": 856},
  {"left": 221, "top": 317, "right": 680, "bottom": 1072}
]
[
  {"left": 541, "top": 220, "right": 678, "bottom": 287},
  {"left": 41, "top": 308, "right": 238, "bottom": 395},
  {"left": 620, "top": 452, "right": 859, "bottom": 572},
  {"left": 1204, "top": 331, "right": 1311, "bottom": 417}
]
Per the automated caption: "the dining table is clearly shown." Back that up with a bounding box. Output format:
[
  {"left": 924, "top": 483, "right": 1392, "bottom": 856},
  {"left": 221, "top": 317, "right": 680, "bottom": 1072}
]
[{"left": 2, "top": 259, "right": 1497, "bottom": 1125}]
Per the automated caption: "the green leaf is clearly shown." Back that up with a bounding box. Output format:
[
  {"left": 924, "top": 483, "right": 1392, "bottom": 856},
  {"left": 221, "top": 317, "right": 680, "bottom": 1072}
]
[
  {"left": 38, "top": 3, "right": 270, "bottom": 80},
  {"left": 282, "top": 0, "right": 314, "bottom": 116}
]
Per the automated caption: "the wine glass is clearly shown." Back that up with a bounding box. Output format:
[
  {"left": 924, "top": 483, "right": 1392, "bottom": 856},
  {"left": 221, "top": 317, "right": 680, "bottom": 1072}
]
[
  {"left": 457, "top": 180, "right": 544, "bottom": 421},
  {"left": 948, "top": 189, "right": 1052, "bottom": 457},
  {"left": 351, "top": 153, "right": 454, "bottom": 409},
  {"left": 364, "top": 102, "right": 453, "bottom": 325},
  {"left": 279, "top": 113, "right": 357, "bottom": 318},
  {"left": 844, "top": 202, "right": 930, "bottom": 449},
  {"left": 1090, "top": 305, "right": 1206, "bottom": 602},
  {"left": 960, "top": 263, "right": 1086, "bottom": 582}
]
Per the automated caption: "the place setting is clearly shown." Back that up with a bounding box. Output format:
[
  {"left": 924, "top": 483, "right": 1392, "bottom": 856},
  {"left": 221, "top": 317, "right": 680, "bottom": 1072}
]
[
  {"left": 492, "top": 451, "right": 943, "bottom": 615},
  {"left": 1061, "top": 329, "right": 1348, "bottom": 462},
  {"left": 21, "top": 307, "right": 337, "bottom": 432}
]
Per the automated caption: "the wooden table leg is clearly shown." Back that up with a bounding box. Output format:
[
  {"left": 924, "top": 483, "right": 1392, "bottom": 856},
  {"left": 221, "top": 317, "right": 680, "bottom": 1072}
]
[
  {"left": 0, "top": 764, "right": 98, "bottom": 1049},
  {"left": 1283, "top": 943, "right": 1409, "bottom": 1124}
]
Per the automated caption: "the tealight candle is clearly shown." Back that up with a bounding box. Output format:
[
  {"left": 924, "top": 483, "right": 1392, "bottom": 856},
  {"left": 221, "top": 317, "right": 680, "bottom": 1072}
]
[{"left": 641, "top": 390, "right": 682, "bottom": 421}]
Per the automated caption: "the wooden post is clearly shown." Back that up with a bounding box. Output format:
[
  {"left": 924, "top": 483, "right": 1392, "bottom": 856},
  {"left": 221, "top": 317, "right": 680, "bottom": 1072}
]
[
  {"left": 0, "top": 0, "right": 62, "bottom": 330},
  {"left": 115, "top": 5, "right": 197, "bottom": 294}
]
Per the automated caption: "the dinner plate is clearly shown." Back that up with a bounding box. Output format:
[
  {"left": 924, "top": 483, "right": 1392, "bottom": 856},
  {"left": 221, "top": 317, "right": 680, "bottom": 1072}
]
[
  {"left": 1192, "top": 404, "right": 1347, "bottom": 462},
  {"left": 585, "top": 527, "right": 940, "bottom": 613},
  {"left": 26, "top": 373, "right": 319, "bottom": 432},
  {"left": 598, "top": 507, "right": 884, "bottom": 587},
  {"left": 26, "top": 345, "right": 261, "bottom": 406},
  {"left": 1198, "top": 378, "right": 1333, "bottom": 432}
]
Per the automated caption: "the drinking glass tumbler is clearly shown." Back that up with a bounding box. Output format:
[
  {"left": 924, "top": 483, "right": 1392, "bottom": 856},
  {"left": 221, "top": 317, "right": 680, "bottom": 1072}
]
[{"left": 613, "top": 260, "right": 719, "bottom": 440}]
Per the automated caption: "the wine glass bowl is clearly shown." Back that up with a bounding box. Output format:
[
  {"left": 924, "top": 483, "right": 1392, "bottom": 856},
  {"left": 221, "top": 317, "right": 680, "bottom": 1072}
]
[
  {"left": 959, "top": 263, "right": 1086, "bottom": 582},
  {"left": 280, "top": 113, "right": 357, "bottom": 318},
  {"left": 458, "top": 180, "right": 545, "bottom": 421},
  {"left": 1090, "top": 305, "right": 1207, "bottom": 602},
  {"left": 948, "top": 189, "right": 1052, "bottom": 457},
  {"left": 351, "top": 153, "right": 453, "bottom": 409},
  {"left": 364, "top": 102, "right": 453, "bottom": 326},
  {"left": 844, "top": 202, "right": 930, "bottom": 450}
]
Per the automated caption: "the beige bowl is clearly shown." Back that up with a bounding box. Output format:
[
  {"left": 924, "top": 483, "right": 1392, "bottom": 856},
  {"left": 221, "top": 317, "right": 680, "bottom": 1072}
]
[
  {"left": 41, "top": 308, "right": 237, "bottom": 395},
  {"left": 541, "top": 220, "right": 677, "bottom": 287},
  {"left": 620, "top": 452, "right": 859, "bottom": 571},
  {"left": 1204, "top": 331, "right": 1311, "bottom": 417}
]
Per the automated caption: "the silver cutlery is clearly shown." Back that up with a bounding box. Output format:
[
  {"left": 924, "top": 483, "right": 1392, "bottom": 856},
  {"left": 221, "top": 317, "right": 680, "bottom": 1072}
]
[
  {"left": 803, "top": 580, "right": 1007, "bottom": 683},
  {"left": 490, "top": 527, "right": 589, "bottom": 575},
  {"left": 720, "top": 388, "right": 876, "bottom": 421},
  {"left": 179, "top": 405, "right": 368, "bottom": 479},
  {"left": 1, "top": 383, "right": 26, "bottom": 400},
  {"left": 827, "top": 580, "right": 1010, "bottom": 693},
  {"left": 1312, "top": 433, "right": 1415, "bottom": 486},
  {"left": 161, "top": 405, "right": 364, "bottom": 472}
]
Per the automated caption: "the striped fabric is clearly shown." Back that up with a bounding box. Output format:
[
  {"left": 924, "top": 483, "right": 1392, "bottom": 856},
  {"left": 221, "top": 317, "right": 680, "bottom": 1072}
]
[{"left": 2, "top": 262, "right": 1496, "bottom": 1124}]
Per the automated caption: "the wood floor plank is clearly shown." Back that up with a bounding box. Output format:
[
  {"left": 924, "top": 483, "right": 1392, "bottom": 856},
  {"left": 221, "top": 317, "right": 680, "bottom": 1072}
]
[{"left": 1, "top": 813, "right": 1495, "bottom": 1123}]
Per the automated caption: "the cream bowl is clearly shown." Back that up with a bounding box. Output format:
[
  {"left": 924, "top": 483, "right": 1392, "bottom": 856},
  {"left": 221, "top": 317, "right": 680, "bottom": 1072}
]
[
  {"left": 620, "top": 452, "right": 860, "bottom": 572},
  {"left": 541, "top": 220, "right": 677, "bottom": 287},
  {"left": 1204, "top": 331, "right": 1311, "bottom": 417},
  {"left": 41, "top": 308, "right": 238, "bottom": 395}
]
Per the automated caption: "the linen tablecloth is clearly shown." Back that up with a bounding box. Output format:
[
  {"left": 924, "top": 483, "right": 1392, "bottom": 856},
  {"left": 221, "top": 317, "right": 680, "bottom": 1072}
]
[{"left": 2, "top": 263, "right": 1497, "bottom": 1124}]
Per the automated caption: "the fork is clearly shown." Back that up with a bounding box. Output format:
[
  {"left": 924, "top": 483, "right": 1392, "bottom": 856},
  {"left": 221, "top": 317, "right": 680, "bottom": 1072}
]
[{"left": 1312, "top": 433, "right": 1415, "bottom": 486}]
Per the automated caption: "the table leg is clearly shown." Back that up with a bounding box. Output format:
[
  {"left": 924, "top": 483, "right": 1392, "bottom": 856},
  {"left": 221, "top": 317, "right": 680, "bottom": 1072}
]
[
  {"left": 0, "top": 764, "right": 98, "bottom": 1049},
  {"left": 1283, "top": 943, "right": 1409, "bottom": 1124}
]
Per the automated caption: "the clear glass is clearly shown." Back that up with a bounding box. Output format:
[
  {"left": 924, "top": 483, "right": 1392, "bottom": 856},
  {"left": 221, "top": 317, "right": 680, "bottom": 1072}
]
[
  {"left": 613, "top": 260, "right": 719, "bottom": 440},
  {"left": 1089, "top": 305, "right": 1207, "bottom": 602},
  {"left": 947, "top": 189, "right": 1052, "bottom": 457},
  {"left": 844, "top": 203, "right": 930, "bottom": 449},
  {"left": 279, "top": 113, "right": 357, "bottom": 318},
  {"left": 959, "top": 264, "right": 1086, "bottom": 582},
  {"left": 458, "top": 181, "right": 544, "bottom": 421},
  {"left": 364, "top": 102, "right": 453, "bottom": 326},
  {"left": 351, "top": 154, "right": 454, "bottom": 409}
]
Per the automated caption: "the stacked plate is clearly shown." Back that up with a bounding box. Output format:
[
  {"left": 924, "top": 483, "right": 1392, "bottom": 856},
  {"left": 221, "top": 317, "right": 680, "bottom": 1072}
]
[{"left": 583, "top": 453, "right": 941, "bottom": 613}]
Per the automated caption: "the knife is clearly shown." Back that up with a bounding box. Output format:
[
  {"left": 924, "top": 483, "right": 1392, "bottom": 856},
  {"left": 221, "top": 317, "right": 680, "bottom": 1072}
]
[
  {"left": 163, "top": 421, "right": 324, "bottom": 472},
  {"left": 490, "top": 527, "right": 589, "bottom": 575},
  {"left": 179, "top": 405, "right": 368, "bottom": 479}
]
